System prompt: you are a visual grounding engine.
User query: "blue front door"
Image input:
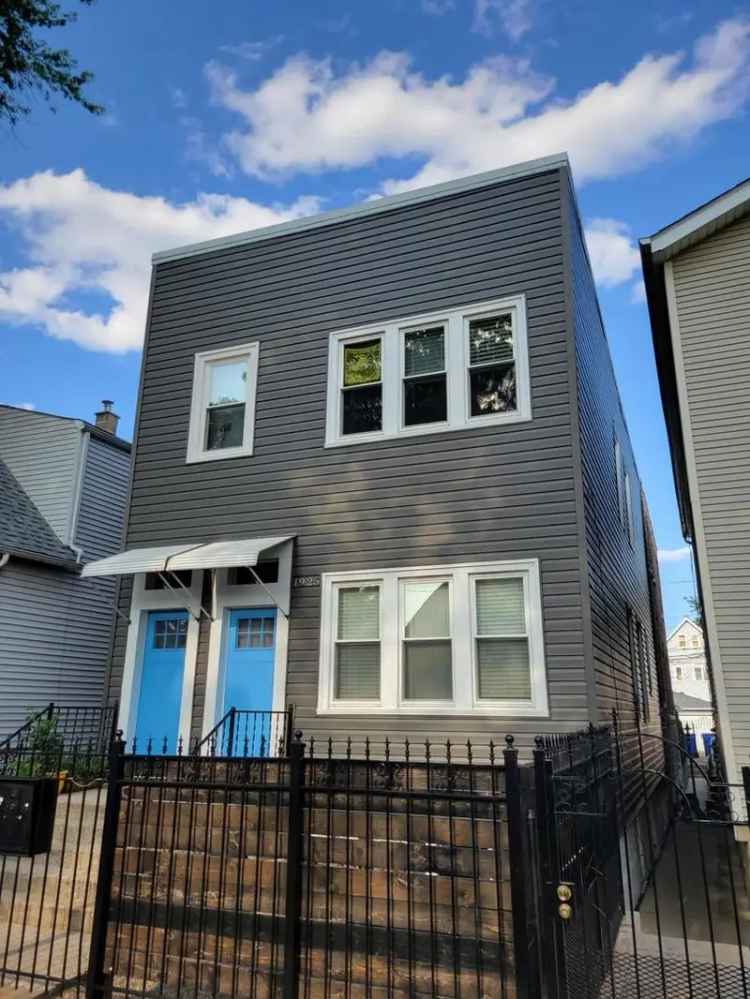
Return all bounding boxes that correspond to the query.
[136,610,188,753]
[223,608,277,715]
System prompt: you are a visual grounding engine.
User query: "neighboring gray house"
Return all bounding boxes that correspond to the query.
[84,154,669,789]
[0,403,131,736]
[641,175,750,798]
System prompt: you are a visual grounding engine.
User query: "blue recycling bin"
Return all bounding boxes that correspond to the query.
[685,732,698,757]
[702,732,715,757]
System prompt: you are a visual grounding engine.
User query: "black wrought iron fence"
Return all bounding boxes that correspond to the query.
[0,703,118,773]
[192,706,294,759]
[0,732,109,996]
[85,733,519,999]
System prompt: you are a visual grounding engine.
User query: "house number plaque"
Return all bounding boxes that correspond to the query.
[293,575,320,588]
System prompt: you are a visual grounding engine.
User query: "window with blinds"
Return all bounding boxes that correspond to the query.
[325,296,531,447]
[318,559,548,716]
[467,313,517,417]
[403,326,448,427]
[474,577,531,700]
[334,585,381,700]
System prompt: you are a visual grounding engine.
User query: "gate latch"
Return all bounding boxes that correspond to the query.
[556,883,573,920]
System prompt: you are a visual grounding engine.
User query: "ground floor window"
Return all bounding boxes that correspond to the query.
[317,559,548,717]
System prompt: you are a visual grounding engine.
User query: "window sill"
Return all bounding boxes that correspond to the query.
[316,703,550,719]
[186,445,254,464]
[324,409,532,449]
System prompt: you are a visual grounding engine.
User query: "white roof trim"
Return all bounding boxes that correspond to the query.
[82,536,294,577]
[645,176,750,262]
[666,616,702,641]
[152,153,569,265]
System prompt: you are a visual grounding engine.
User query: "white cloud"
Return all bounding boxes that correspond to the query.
[473,0,533,40]
[206,17,750,194]
[220,36,285,61]
[584,219,641,287]
[658,546,691,563]
[16,402,35,410]
[0,170,320,353]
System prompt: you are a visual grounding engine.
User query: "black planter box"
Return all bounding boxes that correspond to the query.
[0,777,58,856]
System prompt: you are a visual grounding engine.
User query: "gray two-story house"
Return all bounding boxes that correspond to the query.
[84,154,668,780]
[0,402,130,736]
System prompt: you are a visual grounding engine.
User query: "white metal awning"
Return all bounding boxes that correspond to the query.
[81,543,201,577]
[168,536,292,571]
[81,536,294,578]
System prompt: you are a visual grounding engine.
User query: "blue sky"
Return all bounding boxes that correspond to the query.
[1,1,748,629]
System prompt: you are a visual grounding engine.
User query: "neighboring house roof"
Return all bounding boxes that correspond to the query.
[667,617,703,643]
[0,404,131,454]
[673,691,713,713]
[153,152,570,265]
[647,176,750,263]
[639,176,750,540]
[0,458,80,569]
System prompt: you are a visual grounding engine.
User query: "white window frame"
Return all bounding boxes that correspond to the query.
[624,470,635,545]
[399,576,454,708]
[317,558,548,717]
[614,438,625,526]
[324,296,531,447]
[186,342,259,463]
[469,571,544,710]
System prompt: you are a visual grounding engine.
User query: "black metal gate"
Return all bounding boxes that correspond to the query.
[533,713,750,999]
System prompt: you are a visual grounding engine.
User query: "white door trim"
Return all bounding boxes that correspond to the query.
[119,571,204,750]
[202,568,290,740]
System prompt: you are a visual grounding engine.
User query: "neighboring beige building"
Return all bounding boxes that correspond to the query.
[642,177,750,795]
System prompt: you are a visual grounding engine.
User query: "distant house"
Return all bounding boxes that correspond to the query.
[641,176,750,791]
[667,617,713,749]
[0,402,130,736]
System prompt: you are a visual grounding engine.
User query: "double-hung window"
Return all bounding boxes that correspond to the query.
[334,584,382,702]
[467,313,517,418]
[403,326,448,427]
[473,577,531,700]
[187,342,259,462]
[401,579,452,700]
[341,337,383,436]
[325,297,530,446]
[318,559,547,716]
[624,471,635,545]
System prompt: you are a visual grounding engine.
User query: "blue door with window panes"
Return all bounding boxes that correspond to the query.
[223,608,276,722]
[135,610,188,753]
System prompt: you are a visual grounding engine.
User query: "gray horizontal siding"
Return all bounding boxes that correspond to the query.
[567,178,663,778]
[111,168,590,748]
[0,408,81,543]
[671,213,750,778]
[0,430,130,737]
[0,560,110,736]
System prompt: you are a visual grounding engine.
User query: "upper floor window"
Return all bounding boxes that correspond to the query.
[678,635,687,649]
[325,297,531,447]
[624,471,635,545]
[318,558,547,717]
[614,438,625,527]
[187,343,259,463]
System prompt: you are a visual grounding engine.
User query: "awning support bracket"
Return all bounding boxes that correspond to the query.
[113,605,131,626]
[247,566,289,619]
[157,571,214,623]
